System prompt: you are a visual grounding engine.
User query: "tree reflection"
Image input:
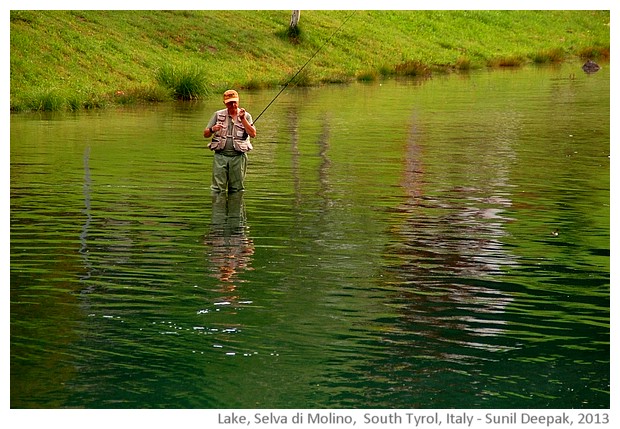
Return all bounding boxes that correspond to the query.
[384,112,519,350]
[79,145,93,285]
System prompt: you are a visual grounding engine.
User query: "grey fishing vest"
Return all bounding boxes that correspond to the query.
[208,109,253,153]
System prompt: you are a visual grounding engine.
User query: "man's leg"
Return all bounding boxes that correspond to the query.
[227,154,247,193]
[211,153,229,192]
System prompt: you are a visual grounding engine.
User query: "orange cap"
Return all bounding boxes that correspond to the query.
[223,89,239,103]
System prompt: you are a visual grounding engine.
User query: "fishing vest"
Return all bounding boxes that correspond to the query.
[208,109,253,153]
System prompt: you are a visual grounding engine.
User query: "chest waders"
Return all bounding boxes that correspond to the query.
[209,109,252,193]
[211,152,247,193]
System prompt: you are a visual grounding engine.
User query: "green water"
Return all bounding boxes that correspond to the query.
[10,63,609,408]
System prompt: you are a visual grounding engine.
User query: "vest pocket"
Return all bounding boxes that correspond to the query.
[233,140,253,153]
[208,139,225,150]
[234,123,246,138]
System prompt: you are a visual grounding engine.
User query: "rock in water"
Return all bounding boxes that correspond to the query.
[582,60,601,73]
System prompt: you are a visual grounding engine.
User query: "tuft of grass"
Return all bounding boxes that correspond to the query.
[245,78,270,90]
[290,70,313,87]
[112,85,173,104]
[356,70,379,82]
[532,48,565,64]
[487,55,526,68]
[455,56,473,70]
[394,60,431,77]
[11,87,111,112]
[155,63,209,100]
[578,45,610,60]
[320,73,353,84]
[377,64,395,76]
[30,89,66,112]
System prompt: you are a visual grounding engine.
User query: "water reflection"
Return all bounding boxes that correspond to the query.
[204,192,254,291]
[289,106,302,204]
[79,145,93,283]
[316,114,332,202]
[385,111,519,353]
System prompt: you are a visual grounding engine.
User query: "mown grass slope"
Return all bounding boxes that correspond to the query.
[10,10,610,111]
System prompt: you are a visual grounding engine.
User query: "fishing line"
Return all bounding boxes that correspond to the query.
[252,10,357,124]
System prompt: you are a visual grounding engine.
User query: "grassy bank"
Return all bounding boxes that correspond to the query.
[10,10,610,112]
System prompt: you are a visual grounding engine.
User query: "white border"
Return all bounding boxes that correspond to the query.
[4,2,615,427]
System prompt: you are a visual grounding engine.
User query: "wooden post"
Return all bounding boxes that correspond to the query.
[290,10,300,29]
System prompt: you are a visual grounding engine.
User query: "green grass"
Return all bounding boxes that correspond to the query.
[531,48,566,64]
[10,10,610,112]
[155,63,208,100]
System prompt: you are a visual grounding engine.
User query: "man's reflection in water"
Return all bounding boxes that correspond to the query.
[204,192,254,294]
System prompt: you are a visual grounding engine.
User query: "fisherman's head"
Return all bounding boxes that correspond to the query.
[223,89,239,110]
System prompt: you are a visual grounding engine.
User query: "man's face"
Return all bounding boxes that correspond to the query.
[225,101,238,111]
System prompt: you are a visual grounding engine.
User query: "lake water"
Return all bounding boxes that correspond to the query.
[10,63,609,409]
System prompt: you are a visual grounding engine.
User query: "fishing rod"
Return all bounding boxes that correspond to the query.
[252,10,357,124]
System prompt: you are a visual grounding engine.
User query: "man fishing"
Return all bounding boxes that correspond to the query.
[204,89,257,193]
